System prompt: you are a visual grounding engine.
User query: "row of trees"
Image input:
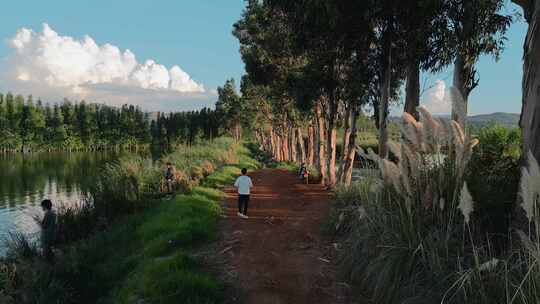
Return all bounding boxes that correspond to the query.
[151,108,221,147]
[0,92,222,152]
[230,0,516,187]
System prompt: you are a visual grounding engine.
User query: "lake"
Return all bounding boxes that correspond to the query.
[0,151,132,255]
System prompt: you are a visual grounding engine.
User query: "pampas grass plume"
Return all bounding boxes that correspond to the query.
[459,182,474,224]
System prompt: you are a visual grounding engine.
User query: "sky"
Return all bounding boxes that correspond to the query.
[0,0,246,112]
[0,1,529,114]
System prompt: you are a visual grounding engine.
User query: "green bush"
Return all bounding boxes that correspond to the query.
[467,124,521,240]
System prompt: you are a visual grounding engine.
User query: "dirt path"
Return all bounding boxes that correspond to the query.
[218,169,352,304]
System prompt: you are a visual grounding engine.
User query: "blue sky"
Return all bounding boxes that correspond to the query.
[0,1,528,114]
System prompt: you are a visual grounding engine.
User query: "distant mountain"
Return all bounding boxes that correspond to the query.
[468,112,520,128]
[389,112,520,128]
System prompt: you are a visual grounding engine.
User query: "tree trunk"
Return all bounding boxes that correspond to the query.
[262,130,269,151]
[290,127,297,162]
[307,123,315,166]
[283,129,288,161]
[337,106,352,182]
[452,53,470,122]
[515,0,540,161]
[379,26,392,159]
[274,133,281,161]
[328,127,337,186]
[404,59,420,120]
[315,102,327,184]
[326,100,338,187]
[270,127,276,159]
[342,108,359,185]
[280,134,287,161]
[297,128,306,163]
[341,105,352,161]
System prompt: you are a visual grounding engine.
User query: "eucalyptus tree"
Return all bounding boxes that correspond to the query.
[234,0,311,164]
[399,0,448,119]
[512,0,540,161]
[353,0,411,159]
[444,0,511,117]
[267,0,382,186]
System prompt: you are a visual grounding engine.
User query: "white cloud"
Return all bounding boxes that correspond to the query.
[421,80,450,115]
[1,23,211,111]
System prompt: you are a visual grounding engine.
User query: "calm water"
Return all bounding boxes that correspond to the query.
[0,151,131,254]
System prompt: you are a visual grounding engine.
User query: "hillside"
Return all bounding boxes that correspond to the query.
[389,112,520,128]
[469,112,520,128]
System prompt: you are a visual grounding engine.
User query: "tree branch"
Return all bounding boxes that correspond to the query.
[512,0,532,21]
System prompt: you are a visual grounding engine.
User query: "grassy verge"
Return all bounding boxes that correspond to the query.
[111,143,259,303]
[0,140,260,304]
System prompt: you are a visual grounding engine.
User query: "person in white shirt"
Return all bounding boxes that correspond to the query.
[234,168,253,219]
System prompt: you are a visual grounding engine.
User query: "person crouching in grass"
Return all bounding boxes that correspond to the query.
[234,168,253,219]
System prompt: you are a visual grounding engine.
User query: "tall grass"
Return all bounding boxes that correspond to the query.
[338,88,519,303]
[91,137,238,218]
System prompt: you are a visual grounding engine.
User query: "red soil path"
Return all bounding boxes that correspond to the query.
[219,169,352,304]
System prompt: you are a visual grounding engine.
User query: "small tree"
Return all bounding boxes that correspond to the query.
[215,79,244,141]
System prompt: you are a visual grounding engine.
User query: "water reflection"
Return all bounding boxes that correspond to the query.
[0,151,130,254]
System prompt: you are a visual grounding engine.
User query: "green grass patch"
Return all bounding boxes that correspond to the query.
[112,193,225,303]
[109,151,258,303]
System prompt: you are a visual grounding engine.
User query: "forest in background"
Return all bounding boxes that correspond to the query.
[0,92,221,152]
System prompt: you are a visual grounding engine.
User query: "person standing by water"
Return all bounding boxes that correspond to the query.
[40,199,57,262]
[234,168,253,219]
[165,162,175,193]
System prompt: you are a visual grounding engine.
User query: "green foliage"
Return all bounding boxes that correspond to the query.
[467,124,521,238]
[153,107,221,147]
[0,95,153,151]
[0,93,225,152]
[215,79,247,140]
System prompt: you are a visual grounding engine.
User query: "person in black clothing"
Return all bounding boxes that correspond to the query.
[40,199,57,262]
[165,162,175,193]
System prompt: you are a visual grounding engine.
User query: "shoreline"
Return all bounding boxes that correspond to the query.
[0,139,261,303]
